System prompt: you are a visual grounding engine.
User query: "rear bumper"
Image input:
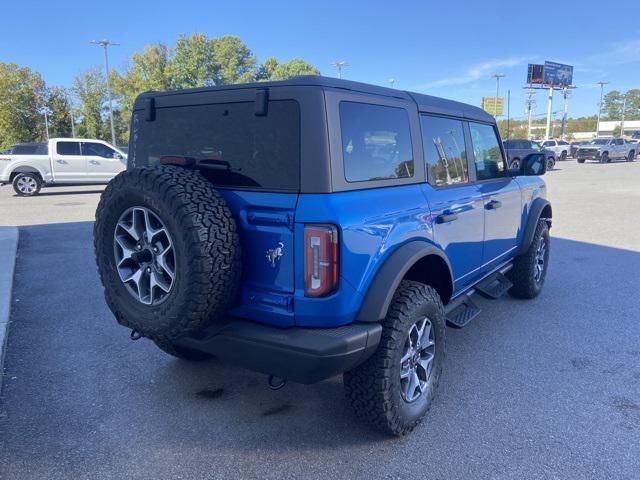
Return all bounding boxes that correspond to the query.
[175,319,382,384]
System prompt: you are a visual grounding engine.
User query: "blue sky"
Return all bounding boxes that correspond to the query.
[2,0,639,120]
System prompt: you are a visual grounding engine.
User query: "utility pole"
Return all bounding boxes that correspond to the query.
[388,78,396,88]
[596,81,609,138]
[506,89,511,139]
[544,86,554,140]
[620,93,627,138]
[91,39,119,145]
[560,87,569,140]
[492,74,505,117]
[526,86,535,139]
[330,61,349,79]
[66,91,75,137]
[43,109,50,141]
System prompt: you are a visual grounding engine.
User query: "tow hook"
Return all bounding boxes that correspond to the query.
[130,329,142,341]
[268,375,286,390]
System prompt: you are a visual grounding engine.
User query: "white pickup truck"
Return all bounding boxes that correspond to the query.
[540,139,571,160]
[0,138,126,196]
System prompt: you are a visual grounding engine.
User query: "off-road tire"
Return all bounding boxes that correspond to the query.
[343,280,446,436]
[153,339,214,361]
[94,165,241,342]
[508,219,550,299]
[12,172,42,196]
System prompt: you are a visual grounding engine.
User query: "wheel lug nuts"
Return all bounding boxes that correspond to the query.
[146,267,151,273]
[153,247,158,253]
[136,244,142,250]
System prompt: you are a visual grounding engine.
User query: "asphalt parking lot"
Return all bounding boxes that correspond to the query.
[1,160,639,479]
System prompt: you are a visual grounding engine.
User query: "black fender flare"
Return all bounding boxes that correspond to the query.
[517,198,552,255]
[356,241,453,322]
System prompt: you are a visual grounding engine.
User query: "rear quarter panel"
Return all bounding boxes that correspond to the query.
[0,155,52,182]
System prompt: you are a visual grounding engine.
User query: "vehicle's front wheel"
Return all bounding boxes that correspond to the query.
[12,172,42,196]
[508,219,550,299]
[577,158,586,164]
[600,152,609,163]
[547,157,555,171]
[560,151,567,161]
[627,151,635,162]
[344,280,446,436]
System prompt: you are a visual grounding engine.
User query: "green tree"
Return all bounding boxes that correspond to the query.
[0,62,46,148]
[168,33,218,88]
[211,35,256,84]
[270,58,320,80]
[256,56,279,81]
[46,86,73,138]
[603,90,623,119]
[624,89,640,119]
[73,68,106,139]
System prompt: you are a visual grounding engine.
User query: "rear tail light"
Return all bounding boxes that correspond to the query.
[304,224,338,297]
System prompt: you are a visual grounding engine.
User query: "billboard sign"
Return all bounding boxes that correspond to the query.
[482,96,504,116]
[527,64,545,85]
[543,61,573,87]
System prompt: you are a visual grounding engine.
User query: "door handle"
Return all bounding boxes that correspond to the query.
[485,199,502,210]
[56,159,67,164]
[436,212,458,224]
[89,160,100,165]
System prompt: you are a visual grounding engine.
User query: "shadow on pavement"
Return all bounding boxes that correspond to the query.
[1,220,639,478]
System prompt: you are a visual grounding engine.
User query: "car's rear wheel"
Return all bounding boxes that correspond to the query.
[94,165,241,343]
[508,219,550,299]
[560,151,567,161]
[344,280,446,436]
[600,152,609,163]
[577,158,586,164]
[509,158,521,170]
[627,151,635,162]
[12,172,42,196]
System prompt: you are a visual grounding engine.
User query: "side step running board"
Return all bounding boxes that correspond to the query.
[445,292,481,328]
[475,271,513,299]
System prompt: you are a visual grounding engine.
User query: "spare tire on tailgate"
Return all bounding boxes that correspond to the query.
[94,165,241,342]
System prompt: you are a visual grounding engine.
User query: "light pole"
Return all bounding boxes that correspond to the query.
[91,39,119,145]
[596,81,609,138]
[492,73,505,117]
[388,78,396,88]
[330,61,349,79]
[620,92,627,138]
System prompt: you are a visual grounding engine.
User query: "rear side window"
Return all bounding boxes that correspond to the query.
[132,100,300,191]
[56,142,81,156]
[469,122,506,180]
[339,102,413,182]
[420,115,468,187]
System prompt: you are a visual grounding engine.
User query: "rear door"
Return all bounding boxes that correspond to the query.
[420,114,485,292]
[82,141,125,182]
[468,121,522,271]
[52,141,86,181]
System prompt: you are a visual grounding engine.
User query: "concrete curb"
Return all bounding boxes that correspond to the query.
[0,226,19,390]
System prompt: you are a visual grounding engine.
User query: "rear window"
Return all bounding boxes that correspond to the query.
[12,144,48,155]
[131,100,300,191]
[339,102,413,183]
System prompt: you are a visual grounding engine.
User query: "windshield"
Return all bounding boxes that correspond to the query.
[531,141,542,151]
[590,139,609,145]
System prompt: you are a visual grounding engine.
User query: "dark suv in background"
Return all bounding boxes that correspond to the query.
[503,139,555,171]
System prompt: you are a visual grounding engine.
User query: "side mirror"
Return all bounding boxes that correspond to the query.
[113,152,123,160]
[521,153,546,176]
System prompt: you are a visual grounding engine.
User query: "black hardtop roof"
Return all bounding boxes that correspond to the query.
[135,75,494,123]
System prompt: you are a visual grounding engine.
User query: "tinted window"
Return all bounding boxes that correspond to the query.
[82,142,117,158]
[469,122,506,180]
[420,115,468,187]
[340,102,413,182]
[542,141,554,147]
[613,138,623,145]
[558,140,569,145]
[56,141,81,156]
[132,100,300,191]
[12,145,39,155]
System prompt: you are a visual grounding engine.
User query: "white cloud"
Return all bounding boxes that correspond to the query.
[585,39,640,66]
[414,56,535,90]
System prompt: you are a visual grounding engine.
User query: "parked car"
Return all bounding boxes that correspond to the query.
[0,138,127,195]
[569,141,589,158]
[541,139,571,160]
[93,76,551,436]
[503,139,555,171]
[576,138,636,163]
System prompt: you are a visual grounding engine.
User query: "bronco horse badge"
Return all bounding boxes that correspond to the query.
[266,242,284,267]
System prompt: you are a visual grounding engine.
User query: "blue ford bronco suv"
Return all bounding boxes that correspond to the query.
[94,76,551,436]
